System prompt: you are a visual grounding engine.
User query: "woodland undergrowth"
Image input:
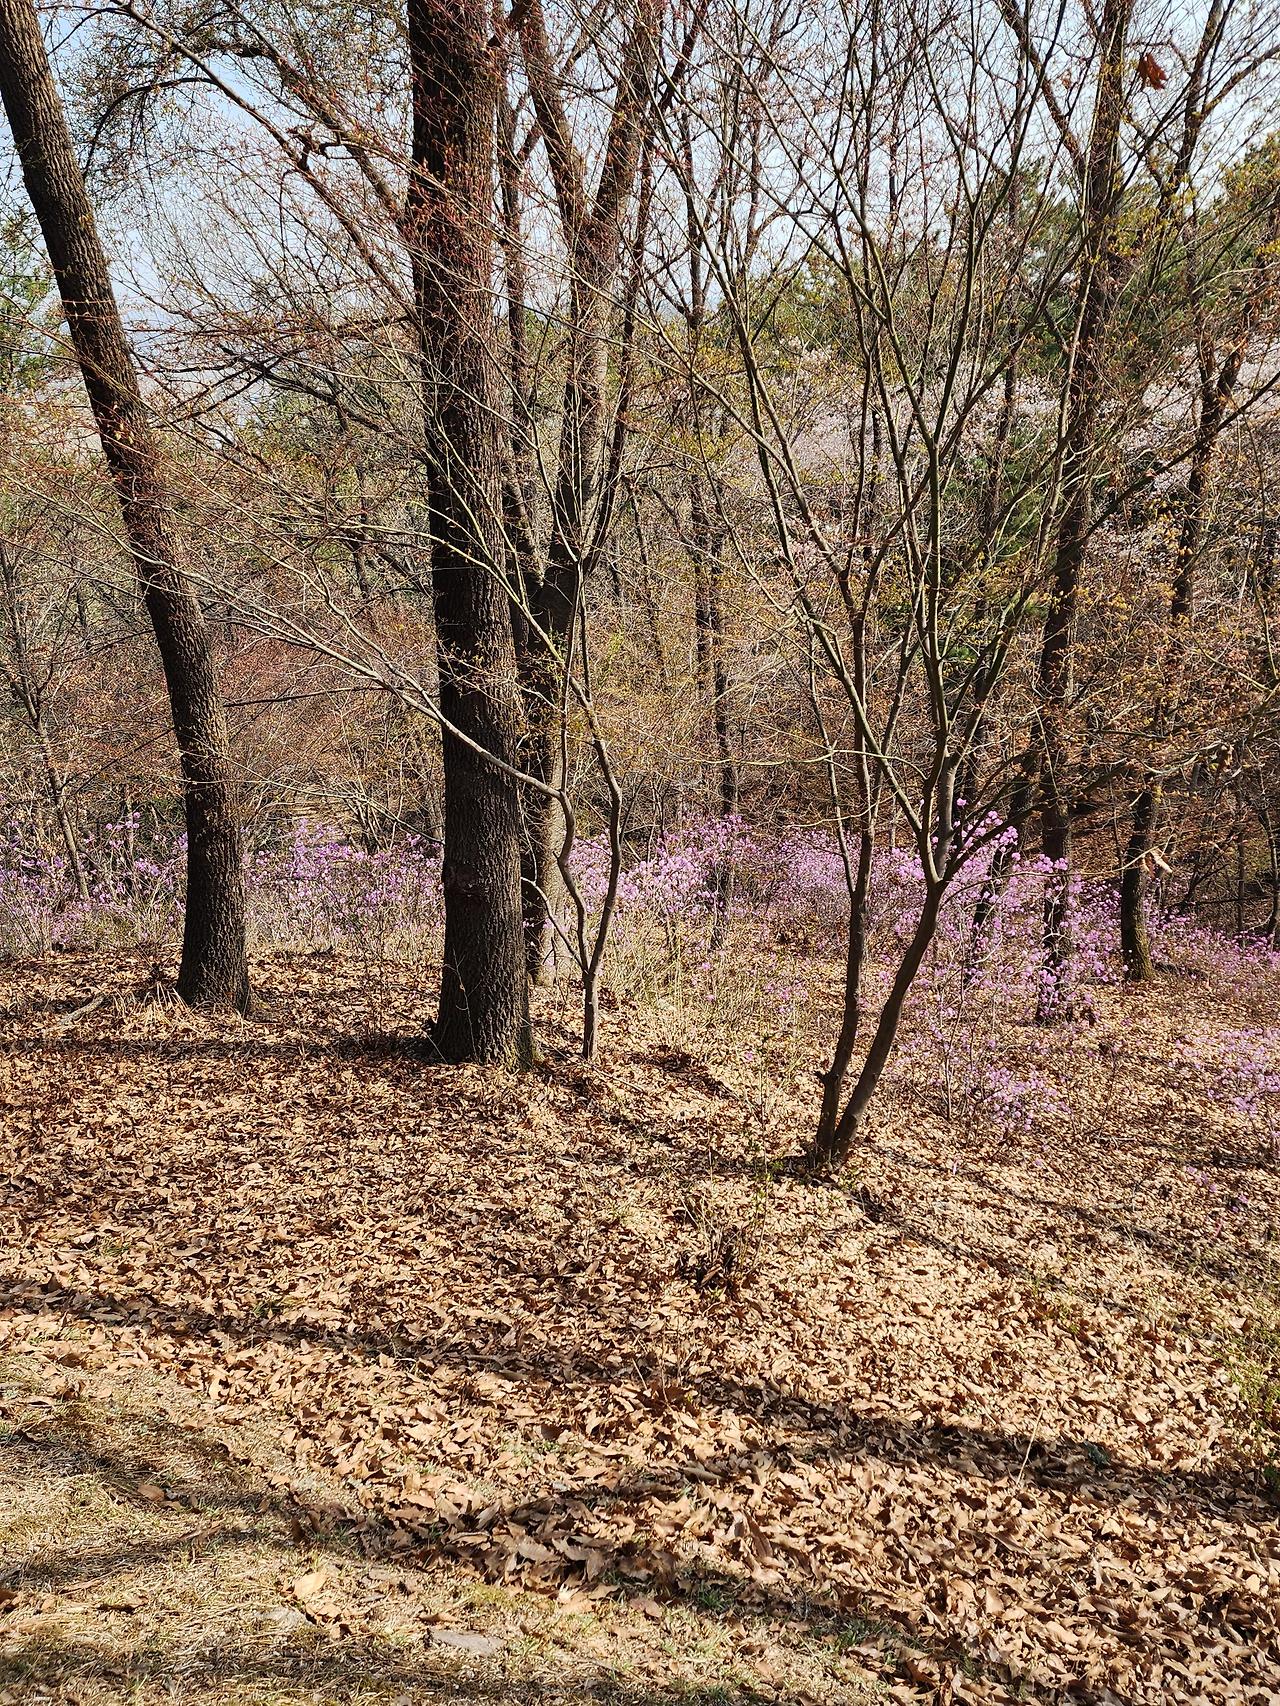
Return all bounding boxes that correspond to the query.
[0,858,1278,1705]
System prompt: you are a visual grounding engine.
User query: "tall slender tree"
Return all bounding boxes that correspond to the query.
[1121,158,1280,979]
[513,0,662,981]
[405,0,533,1064]
[1034,0,1133,1020]
[0,0,250,1011]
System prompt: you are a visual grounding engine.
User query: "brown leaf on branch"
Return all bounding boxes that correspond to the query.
[1137,51,1168,89]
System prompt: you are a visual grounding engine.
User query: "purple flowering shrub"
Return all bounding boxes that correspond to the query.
[1153,910,1280,992]
[0,834,86,954]
[0,814,443,964]
[0,817,183,955]
[885,852,1095,1133]
[246,824,443,959]
[1178,1026,1280,1164]
[2,801,1278,1154]
[732,828,851,933]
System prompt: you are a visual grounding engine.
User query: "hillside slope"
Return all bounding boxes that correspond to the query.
[0,949,1276,1705]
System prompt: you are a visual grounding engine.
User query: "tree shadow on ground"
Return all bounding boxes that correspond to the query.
[16,1025,1268,1302]
[0,1400,908,1703]
[7,1021,1276,1702]
[699,1115,1266,1296]
[863,1141,1266,1293]
[5,1034,340,1066]
[3,1273,1271,1524]
[0,1631,793,1705]
[6,1387,1268,1704]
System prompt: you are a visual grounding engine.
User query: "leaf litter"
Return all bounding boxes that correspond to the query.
[0,945,1277,1704]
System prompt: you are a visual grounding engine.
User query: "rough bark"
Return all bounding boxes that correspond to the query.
[496,73,540,646]
[1035,0,1131,1022]
[405,0,532,1065]
[0,0,249,1012]
[515,0,660,981]
[1120,782,1159,979]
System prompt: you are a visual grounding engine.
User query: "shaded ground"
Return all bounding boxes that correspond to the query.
[0,947,1277,1705]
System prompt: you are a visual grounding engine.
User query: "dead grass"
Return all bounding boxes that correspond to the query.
[0,945,1277,1705]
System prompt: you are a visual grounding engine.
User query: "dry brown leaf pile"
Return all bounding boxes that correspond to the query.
[0,947,1277,1705]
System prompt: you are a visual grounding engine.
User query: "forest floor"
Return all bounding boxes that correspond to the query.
[0,946,1277,1706]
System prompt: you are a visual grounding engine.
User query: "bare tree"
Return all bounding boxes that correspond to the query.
[510,0,665,980]
[1029,0,1133,1020]
[405,0,532,1064]
[0,0,250,1010]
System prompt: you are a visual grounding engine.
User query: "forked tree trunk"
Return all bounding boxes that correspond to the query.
[0,0,250,1012]
[515,0,659,983]
[406,0,532,1065]
[807,883,945,1172]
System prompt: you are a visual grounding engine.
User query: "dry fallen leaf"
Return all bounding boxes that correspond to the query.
[264,1606,308,1633]
[291,1565,331,1602]
[3,948,1278,1705]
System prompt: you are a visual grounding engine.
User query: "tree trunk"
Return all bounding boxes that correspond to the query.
[521,271,611,982]
[689,474,738,939]
[965,769,1033,981]
[406,0,532,1066]
[680,119,738,943]
[0,0,250,1012]
[514,0,659,983]
[1120,782,1159,980]
[1034,0,1131,1023]
[1260,803,1280,947]
[813,825,874,1154]
[1233,781,1247,937]
[807,883,945,1172]
[1118,376,1225,981]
